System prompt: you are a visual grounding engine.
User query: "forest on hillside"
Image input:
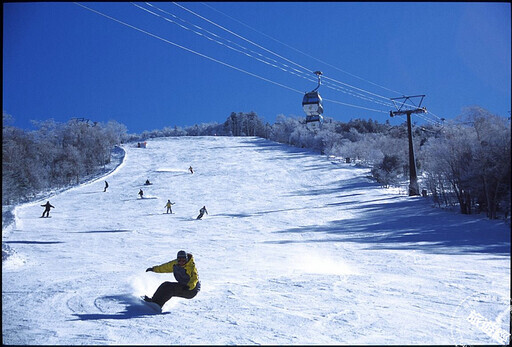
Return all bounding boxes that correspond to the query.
[3,106,510,220]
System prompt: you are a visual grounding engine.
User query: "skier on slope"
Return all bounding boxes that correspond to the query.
[138,189,144,199]
[189,166,194,174]
[165,200,175,214]
[196,206,208,220]
[144,250,201,309]
[41,201,54,218]
[104,181,109,192]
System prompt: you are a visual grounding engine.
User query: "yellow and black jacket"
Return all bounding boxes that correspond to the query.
[152,254,200,291]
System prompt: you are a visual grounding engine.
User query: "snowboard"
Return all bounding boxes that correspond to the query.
[140,296,162,313]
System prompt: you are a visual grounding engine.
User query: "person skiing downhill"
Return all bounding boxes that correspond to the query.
[138,189,144,199]
[189,166,194,174]
[104,181,108,192]
[144,250,201,309]
[41,201,54,218]
[165,200,175,214]
[196,206,208,220]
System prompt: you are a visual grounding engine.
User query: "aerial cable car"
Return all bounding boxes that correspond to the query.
[302,70,324,124]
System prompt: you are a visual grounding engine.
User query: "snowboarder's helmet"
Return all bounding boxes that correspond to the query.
[177,250,187,259]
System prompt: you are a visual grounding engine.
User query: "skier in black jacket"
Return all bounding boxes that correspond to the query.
[196,206,208,219]
[41,201,54,218]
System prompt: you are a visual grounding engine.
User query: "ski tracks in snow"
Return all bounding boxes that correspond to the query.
[3,137,509,345]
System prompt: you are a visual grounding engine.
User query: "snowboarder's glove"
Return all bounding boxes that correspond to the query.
[146,267,153,272]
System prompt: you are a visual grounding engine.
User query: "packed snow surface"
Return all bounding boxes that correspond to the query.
[2,137,510,345]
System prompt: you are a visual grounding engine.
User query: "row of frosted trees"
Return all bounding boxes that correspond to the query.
[3,107,510,219]
[2,114,127,205]
[262,108,510,219]
[109,107,512,219]
[124,111,268,141]
[419,108,510,219]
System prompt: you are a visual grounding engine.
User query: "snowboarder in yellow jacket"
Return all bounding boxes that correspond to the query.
[144,250,201,308]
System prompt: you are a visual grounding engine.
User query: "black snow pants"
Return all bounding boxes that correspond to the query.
[151,282,200,307]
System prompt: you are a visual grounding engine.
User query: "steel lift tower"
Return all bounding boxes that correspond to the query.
[390,95,427,196]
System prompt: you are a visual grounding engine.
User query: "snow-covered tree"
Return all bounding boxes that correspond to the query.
[421,107,510,218]
[2,115,127,205]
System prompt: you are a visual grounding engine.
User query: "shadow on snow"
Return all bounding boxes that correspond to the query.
[71,294,169,321]
[215,206,306,219]
[74,230,131,234]
[272,198,511,256]
[4,240,64,245]
[215,138,510,256]
[243,137,321,155]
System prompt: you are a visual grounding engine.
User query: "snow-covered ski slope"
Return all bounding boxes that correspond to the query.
[3,136,510,345]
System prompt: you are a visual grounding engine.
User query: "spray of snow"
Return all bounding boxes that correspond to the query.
[289,248,358,276]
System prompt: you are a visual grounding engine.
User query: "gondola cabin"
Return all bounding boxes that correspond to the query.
[302,91,324,123]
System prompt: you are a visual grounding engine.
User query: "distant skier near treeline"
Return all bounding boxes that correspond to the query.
[144,250,201,309]
[138,189,144,199]
[104,181,108,192]
[196,206,208,220]
[41,201,54,218]
[165,200,175,214]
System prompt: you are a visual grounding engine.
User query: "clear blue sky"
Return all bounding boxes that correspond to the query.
[3,2,510,134]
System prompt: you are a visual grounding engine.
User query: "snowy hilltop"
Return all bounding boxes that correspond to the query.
[2,136,510,345]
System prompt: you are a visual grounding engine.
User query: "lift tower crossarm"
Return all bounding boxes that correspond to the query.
[390,107,427,117]
[390,94,426,115]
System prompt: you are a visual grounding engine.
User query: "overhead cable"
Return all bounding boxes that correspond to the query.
[171,2,422,112]
[199,2,404,96]
[75,2,434,120]
[144,2,313,81]
[323,98,388,114]
[138,3,396,109]
[74,3,304,94]
[197,2,446,118]
[137,2,399,111]
[133,3,317,84]
[171,2,315,77]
